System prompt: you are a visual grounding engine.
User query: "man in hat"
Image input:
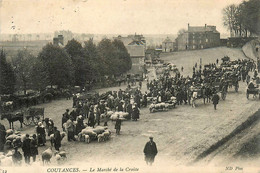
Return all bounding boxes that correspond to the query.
[22,134,31,164]
[115,115,122,135]
[53,127,62,151]
[62,114,68,132]
[212,92,220,110]
[143,136,158,166]
[30,134,38,162]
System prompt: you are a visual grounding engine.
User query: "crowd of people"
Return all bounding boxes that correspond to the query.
[0,56,257,166]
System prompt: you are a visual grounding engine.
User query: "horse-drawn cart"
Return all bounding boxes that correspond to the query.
[0,107,44,129]
[23,107,45,126]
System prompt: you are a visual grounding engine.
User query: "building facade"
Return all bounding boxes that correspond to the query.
[162,37,175,52]
[114,34,146,74]
[176,24,220,51]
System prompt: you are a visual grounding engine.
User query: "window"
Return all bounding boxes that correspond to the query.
[200,40,202,44]
[206,38,208,43]
[193,39,195,44]
[193,45,196,49]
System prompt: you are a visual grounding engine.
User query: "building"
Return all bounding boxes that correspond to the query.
[53,35,64,46]
[114,34,146,74]
[162,37,175,52]
[176,24,220,51]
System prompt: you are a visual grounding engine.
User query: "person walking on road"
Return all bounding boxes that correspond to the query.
[212,92,220,110]
[115,115,122,135]
[143,136,158,166]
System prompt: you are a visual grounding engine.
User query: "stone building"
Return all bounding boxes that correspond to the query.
[114,34,146,74]
[176,24,220,51]
[162,37,175,52]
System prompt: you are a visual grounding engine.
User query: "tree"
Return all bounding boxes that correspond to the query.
[30,58,48,91]
[241,0,260,36]
[222,4,237,37]
[12,50,35,95]
[65,39,91,87]
[112,39,132,75]
[97,38,117,76]
[0,49,16,95]
[177,28,187,36]
[38,43,74,88]
[83,38,100,83]
[222,0,260,37]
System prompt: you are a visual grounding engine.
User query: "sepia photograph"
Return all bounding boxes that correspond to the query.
[0,0,260,172]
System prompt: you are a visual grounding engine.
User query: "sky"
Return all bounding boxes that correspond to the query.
[0,0,243,36]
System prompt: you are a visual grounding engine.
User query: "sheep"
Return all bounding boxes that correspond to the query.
[41,147,53,165]
[54,150,67,164]
[6,129,14,137]
[103,130,111,141]
[97,133,105,143]
[84,135,90,144]
[77,132,84,142]
[58,151,67,159]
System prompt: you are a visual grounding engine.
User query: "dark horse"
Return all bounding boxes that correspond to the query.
[1,112,23,129]
[202,86,213,104]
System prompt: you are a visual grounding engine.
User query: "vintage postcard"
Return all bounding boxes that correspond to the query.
[0,0,260,173]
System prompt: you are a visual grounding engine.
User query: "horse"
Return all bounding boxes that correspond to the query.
[203,86,212,104]
[1,112,23,129]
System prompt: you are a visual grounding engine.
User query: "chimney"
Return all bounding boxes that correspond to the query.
[188,23,190,28]
[205,24,207,28]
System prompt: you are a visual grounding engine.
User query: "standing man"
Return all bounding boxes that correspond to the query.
[132,103,140,121]
[30,134,38,162]
[66,117,76,141]
[0,122,6,152]
[115,115,122,135]
[22,134,31,164]
[143,136,158,166]
[53,127,62,151]
[212,92,220,110]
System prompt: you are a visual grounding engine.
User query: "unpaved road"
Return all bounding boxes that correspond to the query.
[2,47,260,172]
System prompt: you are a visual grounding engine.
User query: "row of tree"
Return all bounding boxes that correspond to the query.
[222,0,260,37]
[0,38,132,95]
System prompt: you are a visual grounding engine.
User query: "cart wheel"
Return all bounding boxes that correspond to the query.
[23,116,32,126]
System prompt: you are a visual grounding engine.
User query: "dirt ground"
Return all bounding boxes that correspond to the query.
[2,47,260,172]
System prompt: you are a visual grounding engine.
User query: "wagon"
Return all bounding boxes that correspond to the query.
[23,107,45,126]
